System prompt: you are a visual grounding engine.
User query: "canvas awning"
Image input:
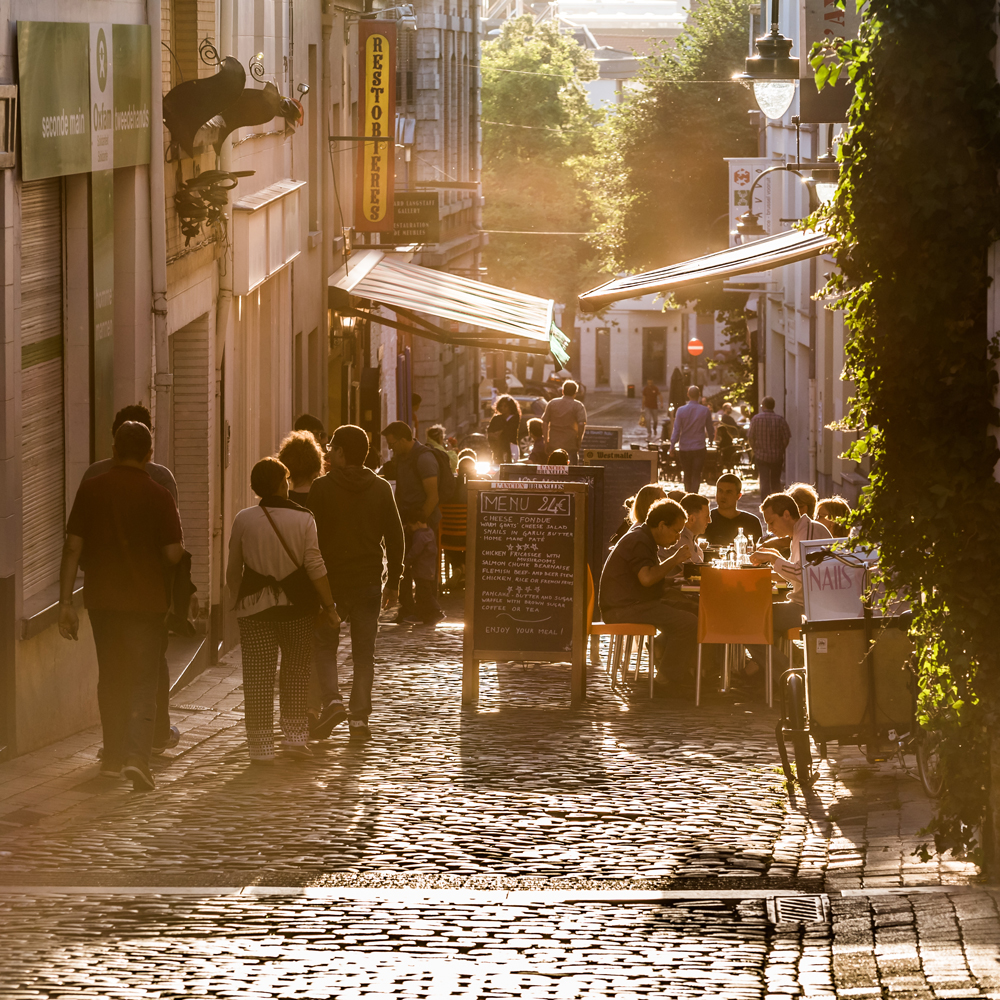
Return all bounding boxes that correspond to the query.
[329,250,570,365]
[578,228,836,311]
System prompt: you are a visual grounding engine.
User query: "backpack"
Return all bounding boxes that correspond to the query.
[414,442,458,504]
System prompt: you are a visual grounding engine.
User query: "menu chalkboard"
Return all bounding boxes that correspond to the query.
[581,425,623,450]
[463,481,588,705]
[499,464,605,587]
[582,449,659,560]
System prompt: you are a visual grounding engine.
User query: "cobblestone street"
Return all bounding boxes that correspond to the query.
[1,600,997,997]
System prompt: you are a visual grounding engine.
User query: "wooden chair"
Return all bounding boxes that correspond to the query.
[586,568,657,697]
[696,567,774,707]
[438,502,468,588]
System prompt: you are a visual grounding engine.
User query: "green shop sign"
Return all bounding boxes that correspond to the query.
[17,21,151,181]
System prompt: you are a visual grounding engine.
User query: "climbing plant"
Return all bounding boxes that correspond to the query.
[812,1,1000,869]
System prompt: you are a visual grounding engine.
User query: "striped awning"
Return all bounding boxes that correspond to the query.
[330,250,570,365]
[579,228,837,310]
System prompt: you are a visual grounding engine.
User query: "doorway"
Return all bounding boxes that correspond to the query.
[642,327,667,384]
[595,327,610,386]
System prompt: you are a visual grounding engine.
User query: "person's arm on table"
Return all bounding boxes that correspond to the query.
[637,546,689,587]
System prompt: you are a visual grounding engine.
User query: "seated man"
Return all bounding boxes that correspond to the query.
[676,493,710,564]
[746,492,832,673]
[705,474,763,548]
[599,499,698,684]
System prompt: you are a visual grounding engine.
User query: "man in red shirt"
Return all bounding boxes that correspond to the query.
[59,422,183,791]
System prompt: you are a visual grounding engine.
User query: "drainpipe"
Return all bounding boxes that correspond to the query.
[148,0,171,462]
[808,254,818,486]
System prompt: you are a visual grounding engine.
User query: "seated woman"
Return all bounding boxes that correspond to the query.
[816,495,851,536]
[608,483,668,549]
[547,449,570,466]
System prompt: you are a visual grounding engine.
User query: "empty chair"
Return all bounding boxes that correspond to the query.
[696,567,774,707]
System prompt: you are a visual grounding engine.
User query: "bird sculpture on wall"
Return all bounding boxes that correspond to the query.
[162,56,247,158]
[208,82,304,152]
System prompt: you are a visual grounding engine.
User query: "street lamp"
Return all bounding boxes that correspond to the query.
[734,0,800,121]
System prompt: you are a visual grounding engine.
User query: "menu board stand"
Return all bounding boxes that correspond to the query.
[463,481,589,706]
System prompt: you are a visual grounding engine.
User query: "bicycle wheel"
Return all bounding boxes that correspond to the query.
[785,673,813,787]
[916,730,944,798]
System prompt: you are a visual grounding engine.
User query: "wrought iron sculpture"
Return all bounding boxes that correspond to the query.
[162,56,246,158]
[174,169,255,245]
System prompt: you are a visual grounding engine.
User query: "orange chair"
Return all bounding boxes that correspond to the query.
[696,567,774,707]
[586,568,657,696]
[438,502,468,588]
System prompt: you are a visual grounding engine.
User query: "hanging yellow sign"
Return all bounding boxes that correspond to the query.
[355,20,396,232]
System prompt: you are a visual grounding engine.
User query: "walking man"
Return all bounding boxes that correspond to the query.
[747,396,791,498]
[81,404,181,755]
[381,421,444,624]
[59,421,183,790]
[669,385,714,493]
[541,380,587,463]
[641,379,662,441]
[307,425,404,743]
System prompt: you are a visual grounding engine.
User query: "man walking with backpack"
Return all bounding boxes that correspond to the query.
[307,425,404,743]
[382,421,450,624]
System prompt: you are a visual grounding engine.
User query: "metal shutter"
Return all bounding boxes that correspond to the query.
[20,178,65,600]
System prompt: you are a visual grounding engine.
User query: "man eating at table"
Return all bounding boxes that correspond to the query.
[705,474,763,548]
[745,492,832,674]
[599,499,698,688]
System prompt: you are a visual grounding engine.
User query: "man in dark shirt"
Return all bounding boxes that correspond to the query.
[81,404,180,755]
[382,420,443,624]
[307,424,404,743]
[599,498,698,684]
[705,474,763,548]
[59,422,183,791]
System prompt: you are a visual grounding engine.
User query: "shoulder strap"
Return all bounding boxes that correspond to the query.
[261,505,303,570]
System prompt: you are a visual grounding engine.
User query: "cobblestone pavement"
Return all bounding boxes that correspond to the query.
[0,597,995,996]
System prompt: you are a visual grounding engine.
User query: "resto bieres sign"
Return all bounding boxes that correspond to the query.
[355,20,396,232]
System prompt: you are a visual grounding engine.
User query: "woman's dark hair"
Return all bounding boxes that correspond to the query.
[628,484,667,525]
[496,394,521,420]
[332,424,370,466]
[547,449,570,466]
[278,431,324,482]
[645,499,686,530]
[817,496,851,523]
[251,457,289,498]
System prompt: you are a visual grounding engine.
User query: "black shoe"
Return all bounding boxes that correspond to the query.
[151,725,180,754]
[122,759,155,792]
[309,701,348,740]
[349,720,372,743]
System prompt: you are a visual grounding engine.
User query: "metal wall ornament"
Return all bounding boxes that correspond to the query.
[174,169,255,244]
[163,56,246,157]
[248,52,265,82]
[199,38,222,67]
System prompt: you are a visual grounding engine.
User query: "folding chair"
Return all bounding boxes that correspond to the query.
[586,568,657,696]
[696,567,774,707]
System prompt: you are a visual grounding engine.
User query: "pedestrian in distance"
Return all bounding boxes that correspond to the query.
[59,421,184,791]
[541,380,587,463]
[294,413,329,450]
[226,457,341,764]
[525,418,548,463]
[487,395,522,465]
[306,425,404,744]
[381,421,447,625]
[669,385,714,494]
[747,397,791,498]
[279,430,325,505]
[641,379,663,441]
[80,404,182,756]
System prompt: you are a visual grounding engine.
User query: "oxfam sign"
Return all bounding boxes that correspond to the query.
[17,21,151,181]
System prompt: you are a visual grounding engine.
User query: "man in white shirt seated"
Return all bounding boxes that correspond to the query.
[746,492,832,673]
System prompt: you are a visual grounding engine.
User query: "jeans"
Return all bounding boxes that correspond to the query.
[154,626,171,746]
[400,526,441,621]
[89,610,165,766]
[603,598,698,677]
[316,583,382,721]
[677,449,707,494]
[757,459,784,499]
[642,408,658,435]
[747,600,805,675]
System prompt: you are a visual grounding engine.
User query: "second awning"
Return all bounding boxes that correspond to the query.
[578,228,836,311]
[329,250,570,364]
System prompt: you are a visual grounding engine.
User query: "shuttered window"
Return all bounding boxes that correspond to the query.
[20,179,65,600]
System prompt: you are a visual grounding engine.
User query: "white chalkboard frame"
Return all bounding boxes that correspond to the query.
[462,481,589,707]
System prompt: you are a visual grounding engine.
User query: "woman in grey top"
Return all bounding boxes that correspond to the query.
[227,457,340,763]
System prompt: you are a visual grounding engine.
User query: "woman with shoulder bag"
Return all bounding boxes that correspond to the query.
[226,457,341,764]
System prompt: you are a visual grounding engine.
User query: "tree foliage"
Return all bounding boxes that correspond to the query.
[481,18,602,317]
[813,0,1000,868]
[593,0,757,274]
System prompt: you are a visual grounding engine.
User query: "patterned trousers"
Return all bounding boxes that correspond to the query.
[237,613,314,759]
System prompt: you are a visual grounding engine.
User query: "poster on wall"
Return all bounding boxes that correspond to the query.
[355,19,396,233]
